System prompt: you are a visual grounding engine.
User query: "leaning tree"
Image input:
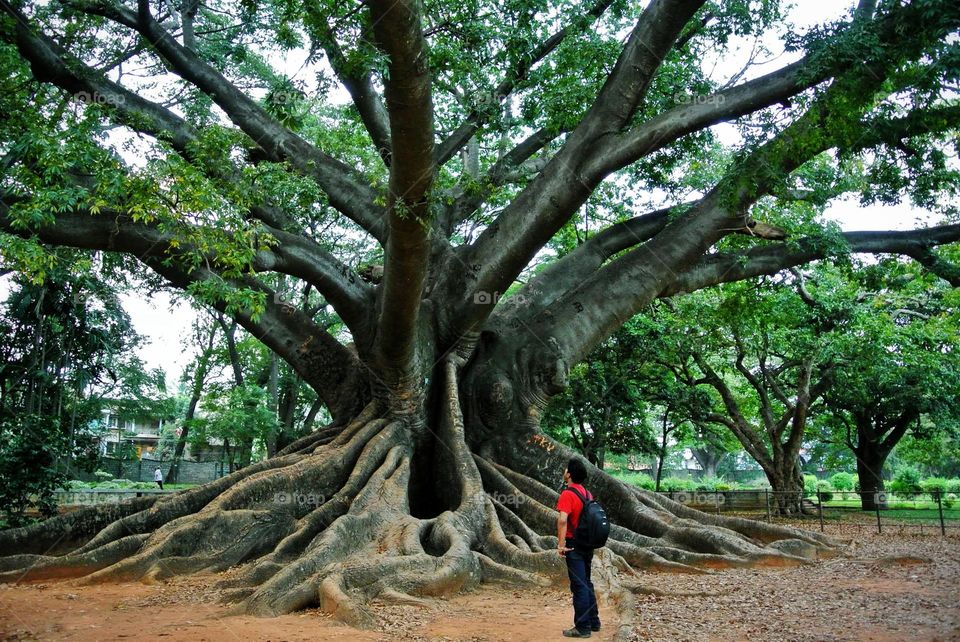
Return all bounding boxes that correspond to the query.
[2,0,960,631]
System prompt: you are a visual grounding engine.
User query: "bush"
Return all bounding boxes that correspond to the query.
[829,472,856,491]
[803,474,818,497]
[93,470,114,481]
[660,477,697,492]
[946,479,960,495]
[815,480,834,502]
[889,466,923,495]
[618,472,656,490]
[944,493,957,509]
[921,477,950,497]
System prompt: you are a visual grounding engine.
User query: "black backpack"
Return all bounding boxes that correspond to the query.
[567,487,610,549]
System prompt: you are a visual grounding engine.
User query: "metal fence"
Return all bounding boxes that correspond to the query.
[656,489,960,536]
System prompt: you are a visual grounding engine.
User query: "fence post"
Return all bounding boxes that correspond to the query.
[765,489,771,522]
[936,491,946,536]
[875,492,882,534]
[817,490,824,532]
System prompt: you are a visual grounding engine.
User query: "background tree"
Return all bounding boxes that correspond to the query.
[685,422,741,480]
[815,261,960,509]
[647,283,833,513]
[1,0,959,625]
[0,265,145,525]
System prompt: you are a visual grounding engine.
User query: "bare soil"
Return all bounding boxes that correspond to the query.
[1,533,958,642]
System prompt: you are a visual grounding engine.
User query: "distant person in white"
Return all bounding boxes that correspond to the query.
[154,467,164,490]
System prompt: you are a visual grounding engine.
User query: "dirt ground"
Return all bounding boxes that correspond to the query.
[1,533,958,642]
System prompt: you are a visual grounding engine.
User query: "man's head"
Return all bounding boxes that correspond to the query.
[565,457,587,484]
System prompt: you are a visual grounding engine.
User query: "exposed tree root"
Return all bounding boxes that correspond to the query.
[0,363,842,639]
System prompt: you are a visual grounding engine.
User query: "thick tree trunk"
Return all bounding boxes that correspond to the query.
[766,465,806,515]
[854,447,889,512]
[691,447,723,479]
[166,396,198,485]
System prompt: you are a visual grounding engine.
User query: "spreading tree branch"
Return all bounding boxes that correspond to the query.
[0,202,368,421]
[663,225,960,296]
[434,0,619,166]
[445,0,706,342]
[55,0,388,240]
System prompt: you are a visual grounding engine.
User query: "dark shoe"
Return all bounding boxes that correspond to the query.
[562,628,591,638]
[591,624,601,632]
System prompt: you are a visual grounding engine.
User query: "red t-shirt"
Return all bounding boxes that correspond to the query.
[557,484,591,534]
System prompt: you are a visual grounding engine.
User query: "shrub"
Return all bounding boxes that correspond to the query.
[944,493,957,509]
[618,472,656,491]
[815,480,834,502]
[889,466,923,495]
[829,472,856,491]
[946,479,960,495]
[920,477,950,497]
[803,474,818,497]
[661,477,696,492]
[694,476,732,492]
[93,470,113,481]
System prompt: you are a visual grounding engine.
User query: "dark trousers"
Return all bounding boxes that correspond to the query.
[156,480,163,490]
[565,543,600,632]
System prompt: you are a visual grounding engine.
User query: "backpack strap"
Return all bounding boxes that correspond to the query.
[566,486,592,506]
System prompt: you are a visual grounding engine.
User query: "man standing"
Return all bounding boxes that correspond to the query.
[154,466,164,490]
[556,457,601,638]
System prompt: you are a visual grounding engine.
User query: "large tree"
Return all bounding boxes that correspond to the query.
[2,0,960,628]
[815,261,960,510]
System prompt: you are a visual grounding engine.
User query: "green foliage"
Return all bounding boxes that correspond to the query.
[947,479,960,495]
[191,383,278,467]
[660,477,697,492]
[815,480,834,502]
[0,269,161,525]
[615,472,656,491]
[0,415,68,527]
[890,466,923,494]
[694,476,737,492]
[919,477,950,496]
[829,472,856,491]
[803,474,819,497]
[542,323,660,464]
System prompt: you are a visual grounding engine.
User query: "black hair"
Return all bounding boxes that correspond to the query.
[567,457,587,484]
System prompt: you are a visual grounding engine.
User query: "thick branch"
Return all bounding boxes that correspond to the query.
[585,58,830,178]
[60,0,388,241]
[368,0,435,395]
[439,127,560,237]
[434,0,618,166]
[310,11,392,165]
[662,225,960,296]
[1,11,374,333]
[447,0,704,341]
[0,204,368,421]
